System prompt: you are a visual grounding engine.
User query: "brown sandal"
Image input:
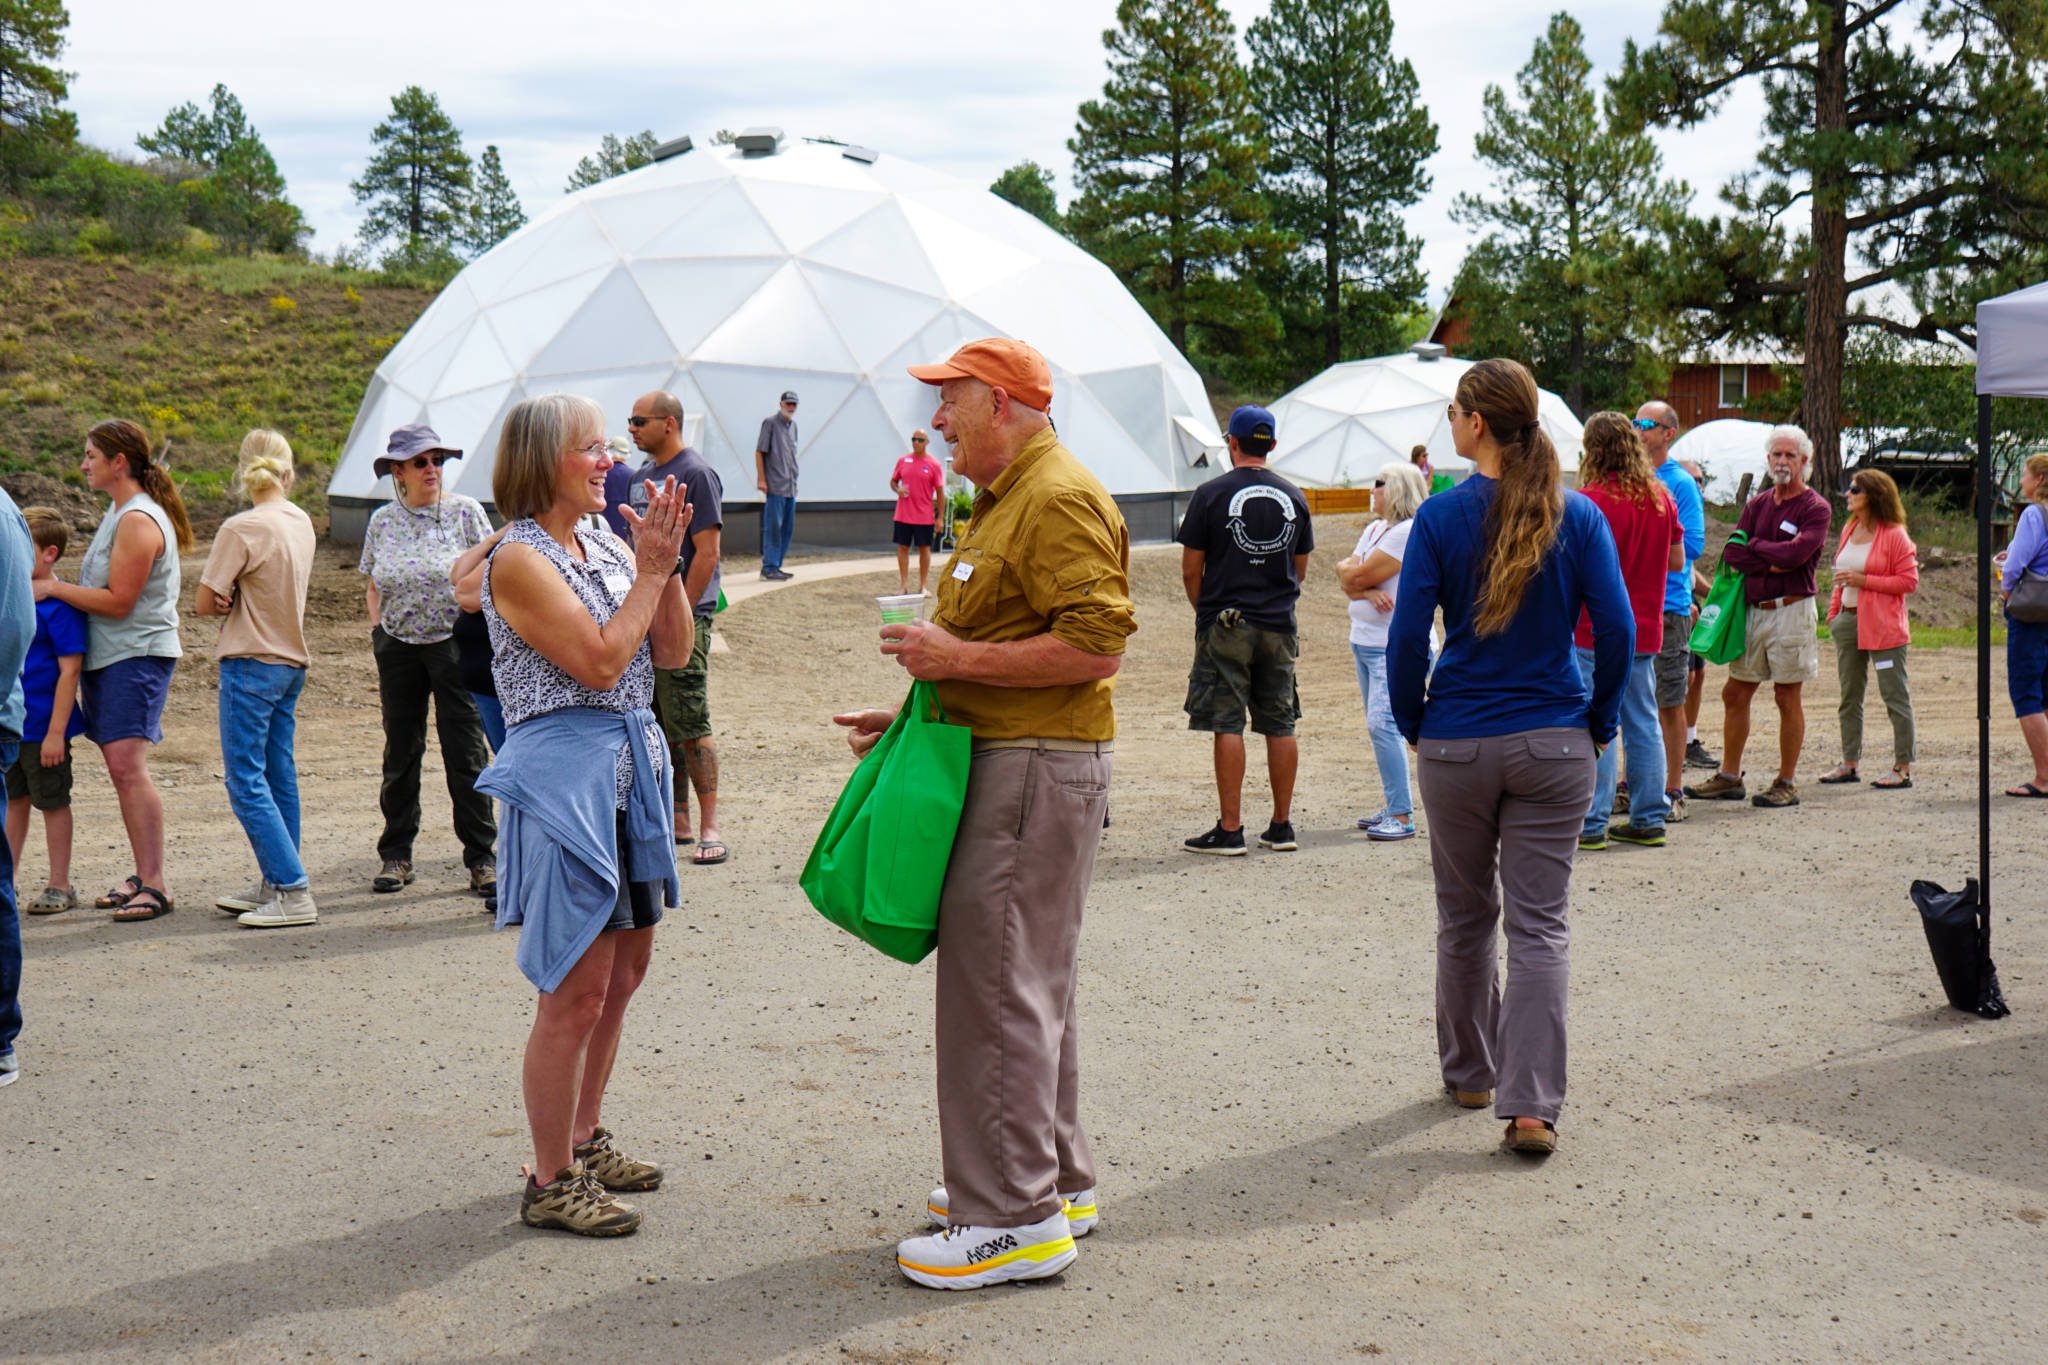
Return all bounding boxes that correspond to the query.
[112,885,174,922]
[94,875,143,909]
[1501,1121,1557,1155]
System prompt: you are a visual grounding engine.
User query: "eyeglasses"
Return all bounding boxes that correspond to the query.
[571,439,609,458]
[400,454,448,470]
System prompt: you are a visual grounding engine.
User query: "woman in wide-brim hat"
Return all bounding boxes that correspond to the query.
[357,422,497,899]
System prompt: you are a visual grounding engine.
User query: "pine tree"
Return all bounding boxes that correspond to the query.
[564,130,658,192]
[465,143,525,254]
[0,0,75,190]
[350,86,472,264]
[1614,0,2048,497]
[1067,0,1287,369]
[990,160,1061,231]
[1451,12,1688,416]
[139,85,305,254]
[137,83,251,166]
[1246,0,1436,374]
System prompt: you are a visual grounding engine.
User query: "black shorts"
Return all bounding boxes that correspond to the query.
[892,520,934,548]
[602,811,666,933]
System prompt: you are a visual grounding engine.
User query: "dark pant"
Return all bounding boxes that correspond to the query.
[935,745,1110,1228]
[371,629,496,868]
[1418,727,1595,1126]
[0,739,19,1056]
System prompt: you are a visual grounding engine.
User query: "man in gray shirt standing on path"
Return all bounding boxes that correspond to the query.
[755,391,799,581]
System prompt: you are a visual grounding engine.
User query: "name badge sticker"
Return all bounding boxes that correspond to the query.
[603,572,632,601]
[952,561,974,582]
[1875,658,1894,670]
[1779,519,1798,534]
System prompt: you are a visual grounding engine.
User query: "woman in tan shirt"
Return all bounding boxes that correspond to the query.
[195,430,318,927]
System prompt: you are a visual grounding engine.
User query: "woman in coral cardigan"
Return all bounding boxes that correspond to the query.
[1819,469,1919,788]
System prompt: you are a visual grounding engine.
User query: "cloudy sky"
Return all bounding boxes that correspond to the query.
[66,0,1767,301]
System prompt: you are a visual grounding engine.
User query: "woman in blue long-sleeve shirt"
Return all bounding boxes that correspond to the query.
[1387,358,1634,1157]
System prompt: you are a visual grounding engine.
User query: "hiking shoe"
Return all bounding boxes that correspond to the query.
[0,1050,16,1088]
[1364,814,1416,841]
[927,1185,1098,1238]
[239,885,317,928]
[1608,822,1667,847]
[470,860,497,897]
[215,879,270,914]
[897,1210,1076,1290]
[1664,790,1688,823]
[521,1161,641,1237]
[1257,820,1298,851]
[1752,778,1800,808]
[1577,830,1608,851]
[1612,781,1630,816]
[372,859,414,893]
[25,885,79,915]
[574,1126,662,1192]
[1684,772,1746,801]
[1685,739,1719,770]
[1502,1122,1558,1156]
[1183,823,1246,856]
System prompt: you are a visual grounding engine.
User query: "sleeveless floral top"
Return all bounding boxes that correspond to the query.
[482,519,662,807]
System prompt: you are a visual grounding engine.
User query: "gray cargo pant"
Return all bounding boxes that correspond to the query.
[1417,726,1595,1126]
[934,741,1111,1228]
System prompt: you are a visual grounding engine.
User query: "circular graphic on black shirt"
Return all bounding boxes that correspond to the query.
[1227,483,1299,559]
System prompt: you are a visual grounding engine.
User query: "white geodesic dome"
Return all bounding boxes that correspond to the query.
[330,136,1222,529]
[1266,350,1583,487]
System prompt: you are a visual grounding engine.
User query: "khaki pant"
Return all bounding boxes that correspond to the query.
[934,745,1110,1228]
[1831,607,1915,766]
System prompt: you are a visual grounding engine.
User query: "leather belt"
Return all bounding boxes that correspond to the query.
[1752,594,1812,611]
[970,737,1116,754]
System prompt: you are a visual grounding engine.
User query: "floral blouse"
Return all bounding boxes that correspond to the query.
[357,495,491,645]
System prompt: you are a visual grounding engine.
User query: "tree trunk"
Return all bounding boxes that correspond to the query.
[1567,315,1587,418]
[1803,0,1851,505]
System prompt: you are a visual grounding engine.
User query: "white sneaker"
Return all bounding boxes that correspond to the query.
[215,879,271,913]
[239,885,317,928]
[927,1184,1098,1238]
[896,1209,1075,1290]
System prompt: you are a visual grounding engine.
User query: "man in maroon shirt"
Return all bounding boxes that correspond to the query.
[1685,426,1833,808]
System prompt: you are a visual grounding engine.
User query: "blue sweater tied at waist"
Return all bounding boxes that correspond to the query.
[477,706,677,992]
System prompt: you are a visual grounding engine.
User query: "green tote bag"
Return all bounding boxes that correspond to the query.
[800,680,971,964]
[1687,529,1750,664]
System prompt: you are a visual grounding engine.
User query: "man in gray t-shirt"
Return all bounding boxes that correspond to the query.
[755,391,799,581]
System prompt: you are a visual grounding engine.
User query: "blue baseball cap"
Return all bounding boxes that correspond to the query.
[1228,405,1276,443]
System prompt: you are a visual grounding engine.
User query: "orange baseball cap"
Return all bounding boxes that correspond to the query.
[907,338,1053,411]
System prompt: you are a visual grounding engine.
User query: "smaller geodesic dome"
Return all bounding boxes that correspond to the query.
[1266,349,1583,487]
[329,134,1222,540]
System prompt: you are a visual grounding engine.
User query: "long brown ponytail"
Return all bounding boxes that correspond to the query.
[88,418,195,552]
[1461,359,1563,637]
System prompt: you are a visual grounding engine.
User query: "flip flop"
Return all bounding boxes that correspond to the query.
[112,885,174,922]
[674,834,696,847]
[692,840,729,866]
[94,875,142,909]
[2006,781,2048,798]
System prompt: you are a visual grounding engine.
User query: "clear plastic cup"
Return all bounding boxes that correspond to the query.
[876,593,928,625]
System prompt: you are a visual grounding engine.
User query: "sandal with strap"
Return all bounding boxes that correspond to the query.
[94,875,142,909]
[1817,765,1860,784]
[1873,769,1913,789]
[112,885,174,922]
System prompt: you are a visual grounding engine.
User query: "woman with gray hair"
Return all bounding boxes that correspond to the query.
[1338,461,1430,839]
[475,392,693,1238]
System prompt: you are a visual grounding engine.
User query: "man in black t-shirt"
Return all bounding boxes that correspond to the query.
[1175,404,1314,856]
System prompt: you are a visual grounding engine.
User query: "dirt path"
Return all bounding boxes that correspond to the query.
[0,518,2042,1361]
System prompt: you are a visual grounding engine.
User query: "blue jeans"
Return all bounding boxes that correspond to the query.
[1576,647,1666,834]
[1351,643,1413,817]
[761,493,796,571]
[472,692,506,753]
[0,739,20,1056]
[217,658,308,890]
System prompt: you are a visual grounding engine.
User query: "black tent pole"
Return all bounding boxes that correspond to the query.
[1978,394,1994,953]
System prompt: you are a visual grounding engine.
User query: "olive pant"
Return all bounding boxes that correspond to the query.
[1831,608,1915,766]
[370,628,496,869]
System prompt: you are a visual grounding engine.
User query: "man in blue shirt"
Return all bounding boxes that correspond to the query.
[0,486,37,1088]
[1637,402,1707,819]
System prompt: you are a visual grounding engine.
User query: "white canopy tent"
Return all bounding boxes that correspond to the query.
[1264,348,1583,488]
[329,134,1222,539]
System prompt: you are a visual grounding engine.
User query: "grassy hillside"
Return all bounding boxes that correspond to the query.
[0,254,434,533]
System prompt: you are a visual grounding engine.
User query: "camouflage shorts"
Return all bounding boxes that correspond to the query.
[1185,611,1300,737]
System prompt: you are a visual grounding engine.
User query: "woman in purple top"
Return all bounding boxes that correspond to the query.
[2001,452,2048,797]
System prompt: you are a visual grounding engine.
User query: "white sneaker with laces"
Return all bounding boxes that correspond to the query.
[926,1185,1098,1237]
[239,885,318,928]
[896,1209,1075,1290]
[215,879,271,913]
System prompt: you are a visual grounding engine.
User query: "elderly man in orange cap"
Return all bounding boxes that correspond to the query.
[833,338,1136,1290]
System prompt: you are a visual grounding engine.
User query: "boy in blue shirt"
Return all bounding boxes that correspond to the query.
[4,507,87,914]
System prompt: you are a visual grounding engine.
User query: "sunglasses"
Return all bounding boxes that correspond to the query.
[911,437,928,444]
[625,415,665,428]
[1847,483,1867,495]
[1373,479,1386,488]
[398,454,448,470]
[1632,418,1671,432]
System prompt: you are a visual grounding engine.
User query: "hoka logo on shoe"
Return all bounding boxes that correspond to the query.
[966,1234,1019,1264]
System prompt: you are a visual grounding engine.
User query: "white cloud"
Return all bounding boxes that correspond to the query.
[67,0,1767,307]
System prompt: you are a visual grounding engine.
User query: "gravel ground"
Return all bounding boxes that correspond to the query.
[0,520,2042,1362]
